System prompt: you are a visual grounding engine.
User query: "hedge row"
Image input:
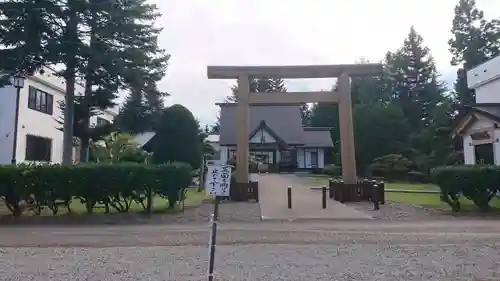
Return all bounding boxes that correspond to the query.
[0,162,192,217]
[432,165,500,212]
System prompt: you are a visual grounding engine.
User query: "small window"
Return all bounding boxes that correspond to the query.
[25,135,52,162]
[96,117,110,127]
[28,86,53,115]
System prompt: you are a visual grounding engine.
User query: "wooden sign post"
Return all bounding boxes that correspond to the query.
[204,164,232,281]
[207,64,382,191]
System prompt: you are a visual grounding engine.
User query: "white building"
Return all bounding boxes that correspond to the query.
[0,67,116,164]
[453,54,500,165]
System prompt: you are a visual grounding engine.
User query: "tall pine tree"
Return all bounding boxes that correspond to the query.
[1,0,168,162]
[386,26,446,132]
[225,77,287,102]
[449,0,500,105]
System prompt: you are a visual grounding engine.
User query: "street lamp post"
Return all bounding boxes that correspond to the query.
[10,73,25,165]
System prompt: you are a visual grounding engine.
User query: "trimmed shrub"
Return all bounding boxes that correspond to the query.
[431,165,500,212]
[371,154,412,181]
[0,162,192,217]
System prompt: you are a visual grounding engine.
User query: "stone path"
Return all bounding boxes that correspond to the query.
[255,174,372,220]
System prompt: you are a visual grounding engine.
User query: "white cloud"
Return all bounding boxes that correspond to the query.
[147,0,500,125]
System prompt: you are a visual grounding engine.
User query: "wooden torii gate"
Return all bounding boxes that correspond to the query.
[207,64,382,195]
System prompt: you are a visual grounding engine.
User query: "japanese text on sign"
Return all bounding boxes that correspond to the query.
[205,164,232,196]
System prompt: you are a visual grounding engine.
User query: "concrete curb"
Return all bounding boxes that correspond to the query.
[385,189,440,194]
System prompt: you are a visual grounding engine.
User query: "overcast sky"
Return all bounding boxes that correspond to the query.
[147,0,500,126]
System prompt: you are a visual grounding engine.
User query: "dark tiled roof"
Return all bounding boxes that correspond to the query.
[218,103,333,147]
[303,128,334,147]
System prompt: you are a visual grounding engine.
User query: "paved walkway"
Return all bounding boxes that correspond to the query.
[254,174,372,220]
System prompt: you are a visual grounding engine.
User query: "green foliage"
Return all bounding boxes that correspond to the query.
[449,0,500,105]
[322,164,341,177]
[354,102,411,172]
[371,154,412,181]
[152,105,202,169]
[432,165,500,212]
[90,132,152,164]
[0,162,192,217]
[308,27,457,174]
[0,0,169,163]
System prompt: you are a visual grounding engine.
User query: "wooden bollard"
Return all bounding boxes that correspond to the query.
[373,183,380,210]
[287,186,292,209]
[322,185,327,209]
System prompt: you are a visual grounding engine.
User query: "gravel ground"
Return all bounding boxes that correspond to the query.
[345,201,450,221]
[1,243,500,281]
[173,201,261,223]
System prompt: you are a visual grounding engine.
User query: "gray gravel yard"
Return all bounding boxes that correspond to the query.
[345,201,450,221]
[1,243,500,281]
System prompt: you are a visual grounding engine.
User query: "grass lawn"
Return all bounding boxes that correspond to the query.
[386,192,500,213]
[298,175,500,213]
[0,188,211,217]
[385,182,439,191]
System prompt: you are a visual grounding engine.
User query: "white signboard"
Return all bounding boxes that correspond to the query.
[205,164,232,197]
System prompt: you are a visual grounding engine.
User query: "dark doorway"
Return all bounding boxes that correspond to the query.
[310,151,318,168]
[475,143,494,165]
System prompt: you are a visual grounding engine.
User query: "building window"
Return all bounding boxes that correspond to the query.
[25,135,52,162]
[28,86,53,115]
[96,117,110,127]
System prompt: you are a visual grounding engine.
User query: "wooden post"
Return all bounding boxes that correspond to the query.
[322,185,327,209]
[198,154,205,192]
[236,75,250,184]
[287,186,292,209]
[338,73,357,184]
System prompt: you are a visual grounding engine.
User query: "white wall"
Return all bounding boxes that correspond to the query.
[494,129,500,165]
[468,54,500,104]
[463,135,475,165]
[16,77,66,163]
[220,146,228,164]
[296,148,325,169]
[0,86,17,164]
[475,79,500,104]
[0,67,116,164]
[250,128,276,143]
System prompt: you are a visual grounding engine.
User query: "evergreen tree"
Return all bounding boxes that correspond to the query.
[115,87,169,134]
[354,102,410,172]
[0,0,59,78]
[114,90,150,134]
[152,105,202,169]
[448,0,500,105]
[226,77,287,102]
[50,0,169,161]
[386,27,446,132]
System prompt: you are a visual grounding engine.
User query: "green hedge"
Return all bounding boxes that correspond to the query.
[322,164,341,177]
[0,162,192,217]
[432,165,500,212]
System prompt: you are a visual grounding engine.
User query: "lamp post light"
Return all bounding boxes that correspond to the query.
[10,73,26,165]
